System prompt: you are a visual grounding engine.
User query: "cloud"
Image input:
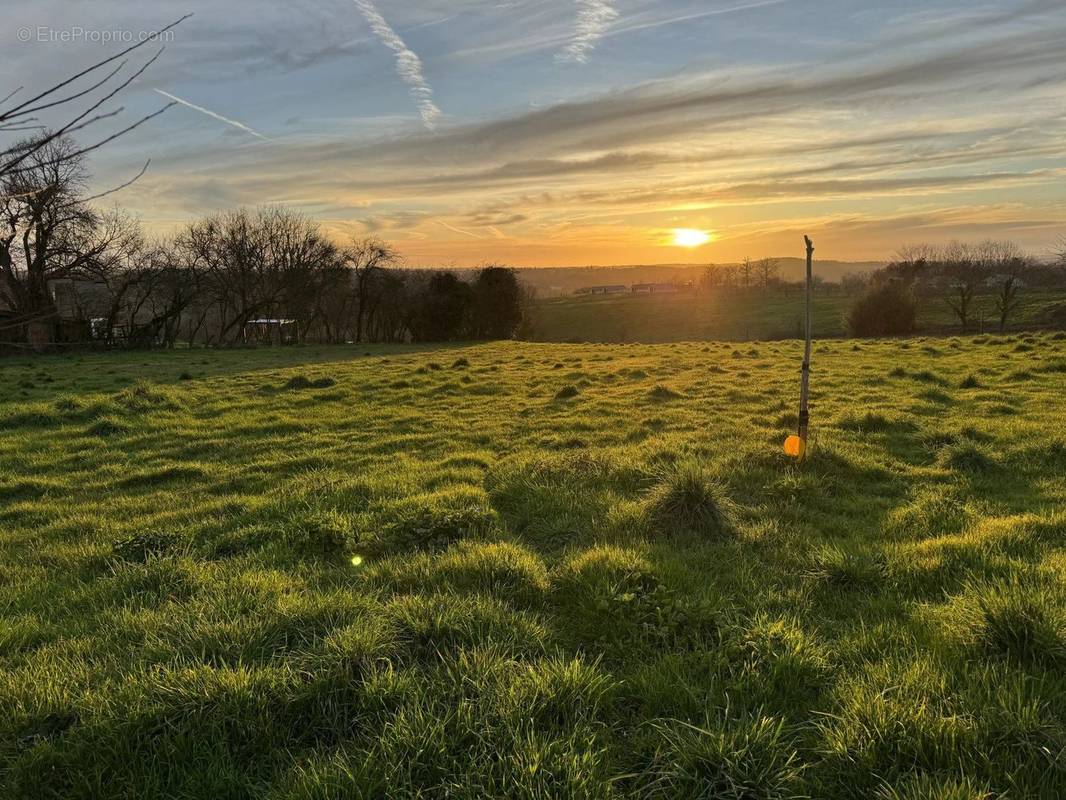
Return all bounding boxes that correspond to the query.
[559,0,619,63]
[153,89,271,141]
[352,0,442,129]
[104,6,1066,263]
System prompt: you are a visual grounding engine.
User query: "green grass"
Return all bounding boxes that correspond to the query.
[532,289,1066,342]
[1,335,1065,797]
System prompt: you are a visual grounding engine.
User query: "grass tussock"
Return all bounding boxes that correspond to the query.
[113,381,185,412]
[358,487,500,556]
[361,541,550,606]
[648,384,685,401]
[642,712,806,799]
[949,576,1066,668]
[937,441,999,474]
[282,374,338,390]
[645,460,736,538]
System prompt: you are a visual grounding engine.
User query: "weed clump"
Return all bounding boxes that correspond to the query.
[958,374,981,389]
[451,357,470,369]
[646,461,736,539]
[732,615,830,706]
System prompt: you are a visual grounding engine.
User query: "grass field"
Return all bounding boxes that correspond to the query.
[2,334,1066,798]
[532,290,1066,343]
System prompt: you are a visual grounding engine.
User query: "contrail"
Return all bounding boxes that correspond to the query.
[560,0,618,63]
[438,220,484,239]
[153,89,270,140]
[353,0,442,130]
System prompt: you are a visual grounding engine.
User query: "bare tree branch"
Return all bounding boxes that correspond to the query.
[75,159,151,206]
[0,14,191,122]
[0,46,168,175]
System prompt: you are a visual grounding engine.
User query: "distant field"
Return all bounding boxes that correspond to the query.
[532,289,1066,343]
[2,335,1066,797]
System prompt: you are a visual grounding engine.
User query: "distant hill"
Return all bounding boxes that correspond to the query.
[509,260,884,297]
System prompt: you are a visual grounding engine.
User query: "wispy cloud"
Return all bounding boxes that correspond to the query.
[560,0,619,63]
[153,89,270,140]
[353,0,442,129]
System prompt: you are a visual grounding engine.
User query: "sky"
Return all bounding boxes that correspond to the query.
[5,0,1066,266]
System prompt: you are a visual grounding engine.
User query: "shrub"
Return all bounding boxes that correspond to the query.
[846,282,917,337]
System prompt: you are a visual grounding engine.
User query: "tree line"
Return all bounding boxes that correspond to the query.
[0,136,529,352]
[846,240,1066,337]
[699,257,782,292]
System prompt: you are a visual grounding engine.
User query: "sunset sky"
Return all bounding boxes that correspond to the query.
[7,0,1066,266]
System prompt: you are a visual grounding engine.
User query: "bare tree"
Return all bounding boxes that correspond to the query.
[756,257,780,290]
[343,237,400,344]
[175,208,340,345]
[973,240,1028,333]
[739,257,753,289]
[941,241,987,333]
[0,136,144,349]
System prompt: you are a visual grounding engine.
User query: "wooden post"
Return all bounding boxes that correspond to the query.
[798,235,814,445]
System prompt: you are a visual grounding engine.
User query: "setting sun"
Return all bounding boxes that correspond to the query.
[672,228,712,248]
